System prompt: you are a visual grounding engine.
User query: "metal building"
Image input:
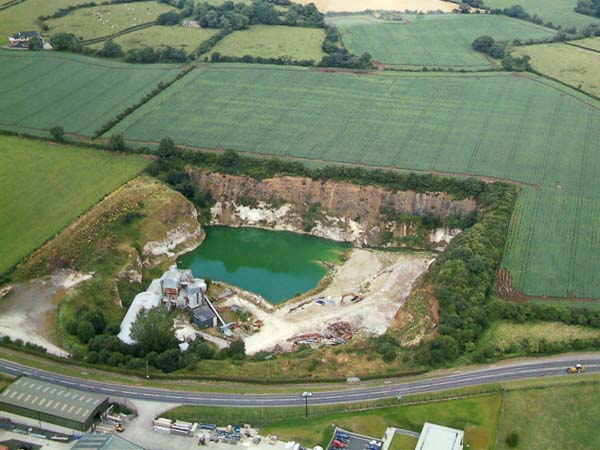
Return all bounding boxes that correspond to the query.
[0,377,109,432]
[415,422,464,450]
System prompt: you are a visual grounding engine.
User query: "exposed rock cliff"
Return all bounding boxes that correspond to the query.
[192,172,477,247]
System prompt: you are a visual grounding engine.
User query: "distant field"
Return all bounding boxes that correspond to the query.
[572,36,600,50]
[331,14,554,68]
[483,0,600,29]
[46,1,174,41]
[297,0,456,13]
[0,136,148,274]
[0,51,184,137]
[497,383,600,449]
[109,65,600,299]
[209,25,326,61]
[0,0,93,45]
[89,25,217,52]
[513,43,600,97]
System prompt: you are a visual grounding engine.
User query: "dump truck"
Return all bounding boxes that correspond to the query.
[566,363,587,374]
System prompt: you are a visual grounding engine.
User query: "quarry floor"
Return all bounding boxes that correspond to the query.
[222,249,434,354]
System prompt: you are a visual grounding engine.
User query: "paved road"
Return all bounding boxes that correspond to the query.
[1,355,599,407]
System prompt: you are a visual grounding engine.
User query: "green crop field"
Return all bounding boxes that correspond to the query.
[512,43,600,97]
[109,64,600,299]
[209,25,326,61]
[45,1,174,41]
[330,14,554,69]
[89,25,217,52]
[497,383,600,449]
[0,0,95,45]
[0,135,148,275]
[483,0,600,30]
[0,51,184,137]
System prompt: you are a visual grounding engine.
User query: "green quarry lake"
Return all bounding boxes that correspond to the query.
[178,226,350,304]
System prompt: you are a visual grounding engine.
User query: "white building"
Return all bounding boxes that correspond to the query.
[118,265,213,345]
[415,423,463,450]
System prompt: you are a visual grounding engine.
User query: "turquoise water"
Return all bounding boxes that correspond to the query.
[178,226,350,303]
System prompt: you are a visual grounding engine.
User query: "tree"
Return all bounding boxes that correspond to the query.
[49,32,81,51]
[101,40,123,58]
[218,149,240,169]
[77,320,96,344]
[228,339,246,359]
[130,306,176,355]
[471,35,495,53]
[28,35,42,50]
[108,134,126,152]
[156,10,181,25]
[49,126,65,142]
[158,137,176,158]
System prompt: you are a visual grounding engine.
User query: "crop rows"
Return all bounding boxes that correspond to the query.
[110,65,600,298]
[330,14,554,69]
[0,51,183,136]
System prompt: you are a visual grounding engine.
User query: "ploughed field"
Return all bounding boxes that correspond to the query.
[0,136,148,274]
[330,14,554,69]
[0,51,185,137]
[109,64,600,299]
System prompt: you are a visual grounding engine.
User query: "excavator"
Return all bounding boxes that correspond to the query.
[566,363,587,374]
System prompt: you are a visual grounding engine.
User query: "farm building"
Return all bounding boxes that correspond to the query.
[415,423,463,450]
[8,31,43,49]
[71,433,144,450]
[0,377,109,432]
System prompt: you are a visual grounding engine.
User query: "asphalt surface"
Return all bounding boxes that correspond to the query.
[0,355,599,407]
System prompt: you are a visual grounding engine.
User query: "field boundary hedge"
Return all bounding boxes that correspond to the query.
[93,65,194,137]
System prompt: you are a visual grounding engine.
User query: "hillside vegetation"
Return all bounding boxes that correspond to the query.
[0,135,148,275]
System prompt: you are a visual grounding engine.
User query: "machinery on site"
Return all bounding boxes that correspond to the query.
[566,363,587,374]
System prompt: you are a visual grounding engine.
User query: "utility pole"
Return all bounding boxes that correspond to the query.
[265,354,273,381]
[146,360,150,379]
[302,392,313,419]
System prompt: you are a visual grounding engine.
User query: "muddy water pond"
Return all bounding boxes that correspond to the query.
[178,226,350,304]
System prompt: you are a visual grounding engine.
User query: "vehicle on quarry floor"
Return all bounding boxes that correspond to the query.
[566,364,587,374]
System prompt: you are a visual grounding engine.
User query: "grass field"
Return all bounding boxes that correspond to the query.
[513,43,600,97]
[0,136,148,275]
[497,382,600,449]
[483,0,600,30]
[108,65,600,298]
[168,394,501,449]
[389,435,418,450]
[572,36,600,50]
[0,51,184,137]
[209,25,326,61]
[477,321,600,352]
[89,25,217,52]
[0,0,94,45]
[45,1,174,41]
[330,14,554,68]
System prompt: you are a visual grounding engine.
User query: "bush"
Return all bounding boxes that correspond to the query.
[49,126,65,142]
[505,431,520,448]
[77,321,96,343]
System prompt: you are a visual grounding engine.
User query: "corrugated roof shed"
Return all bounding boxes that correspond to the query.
[0,377,109,431]
[72,434,144,450]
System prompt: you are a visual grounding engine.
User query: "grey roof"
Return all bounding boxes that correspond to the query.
[0,377,107,424]
[72,434,144,450]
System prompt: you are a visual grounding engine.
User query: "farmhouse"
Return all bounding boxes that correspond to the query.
[7,31,43,49]
[415,422,464,450]
[118,264,222,344]
[0,377,109,432]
